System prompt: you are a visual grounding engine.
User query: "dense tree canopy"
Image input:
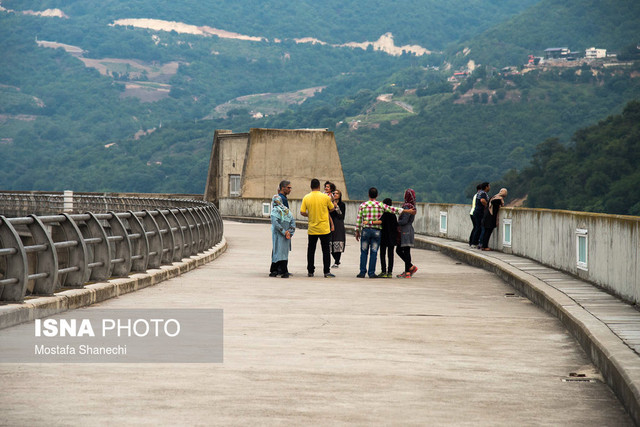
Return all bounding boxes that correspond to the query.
[1,0,539,49]
[0,0,639,217]
[451,0,640,68]
[500,100,640,215]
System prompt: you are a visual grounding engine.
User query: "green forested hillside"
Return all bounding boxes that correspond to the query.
[454,0,640,68]
[1,0,538,193]
[262,63,640,203]
[0,10,423,190]
[2,0,539,49]
[499,100,640,216]
[1,0,640,215]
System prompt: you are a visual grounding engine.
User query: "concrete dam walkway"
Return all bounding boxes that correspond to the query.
[0,221,634,425]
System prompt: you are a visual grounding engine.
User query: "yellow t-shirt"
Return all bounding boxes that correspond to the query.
[300,191,334,235]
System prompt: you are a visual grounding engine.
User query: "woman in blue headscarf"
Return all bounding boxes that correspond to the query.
[269,194,296,278]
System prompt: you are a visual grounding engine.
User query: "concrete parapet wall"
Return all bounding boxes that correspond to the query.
[220,197,640,305]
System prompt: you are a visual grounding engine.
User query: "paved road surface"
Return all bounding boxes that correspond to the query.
[0,221,632,425]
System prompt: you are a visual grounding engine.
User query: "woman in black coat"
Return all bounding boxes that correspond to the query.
[330,188,346,267]
[481,188,508,251]
[379,198,399,278]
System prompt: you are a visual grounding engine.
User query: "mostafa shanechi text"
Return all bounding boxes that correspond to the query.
[35,344,127,356]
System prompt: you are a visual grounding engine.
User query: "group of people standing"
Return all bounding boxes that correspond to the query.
[271,178,507,277]
[469,182,508,251]
[269,179,419,280]
[270,178,346,278]
[355,187,418,278]
[298,178,347,277]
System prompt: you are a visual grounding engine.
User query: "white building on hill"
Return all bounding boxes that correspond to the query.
[585,47,607,59]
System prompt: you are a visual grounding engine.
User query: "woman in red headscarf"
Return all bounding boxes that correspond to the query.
[396,189,418,278]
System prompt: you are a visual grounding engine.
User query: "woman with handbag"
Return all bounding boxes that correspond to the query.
[396,189,418,278]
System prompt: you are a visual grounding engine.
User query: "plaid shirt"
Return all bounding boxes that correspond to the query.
[356,200,403,231]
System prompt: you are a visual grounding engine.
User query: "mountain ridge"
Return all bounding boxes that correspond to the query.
[1,0,639,216]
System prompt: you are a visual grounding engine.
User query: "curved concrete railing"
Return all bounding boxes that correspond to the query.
[0,193,223,302]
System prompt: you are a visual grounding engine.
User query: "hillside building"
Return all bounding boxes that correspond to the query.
[585,47,607,59]
[544,47,570,59]
[204,128,349,204]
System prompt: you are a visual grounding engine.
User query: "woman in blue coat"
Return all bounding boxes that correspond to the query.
[269,194,296,278]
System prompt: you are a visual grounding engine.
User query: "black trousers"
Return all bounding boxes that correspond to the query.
[482,227,495,249]
[270,260,289,275]
[470,212,483,246]
[396,246,412,273]
[332,252,342,264]
[307,233,331,274]
[469,215,477,245]
[379,244,395,273]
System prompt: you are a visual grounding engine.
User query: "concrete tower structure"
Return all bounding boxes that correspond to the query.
[204,128,349,203]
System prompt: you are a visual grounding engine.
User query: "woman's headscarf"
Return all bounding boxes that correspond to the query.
[488,188,508,215]
[403,189,416,210]
[271,194,293,222]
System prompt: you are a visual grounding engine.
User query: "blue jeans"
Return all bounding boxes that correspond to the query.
[360,228,381,277]
[471,211,484,246]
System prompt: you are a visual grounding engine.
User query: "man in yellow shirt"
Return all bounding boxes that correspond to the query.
[300,178,336,277]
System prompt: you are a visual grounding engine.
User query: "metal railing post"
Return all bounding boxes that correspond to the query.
[127,211,149,272]
[26,215,58,295]
[153,209,175,265]
[107,212,132,277]
[84,212,112,281]
[56,213,89,288]
[141,210,163,269]
[0,216,28,302]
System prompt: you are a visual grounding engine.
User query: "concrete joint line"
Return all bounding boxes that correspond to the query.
[0,238,228,331]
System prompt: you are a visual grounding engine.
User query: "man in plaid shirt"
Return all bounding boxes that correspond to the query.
[355,187,416,278]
